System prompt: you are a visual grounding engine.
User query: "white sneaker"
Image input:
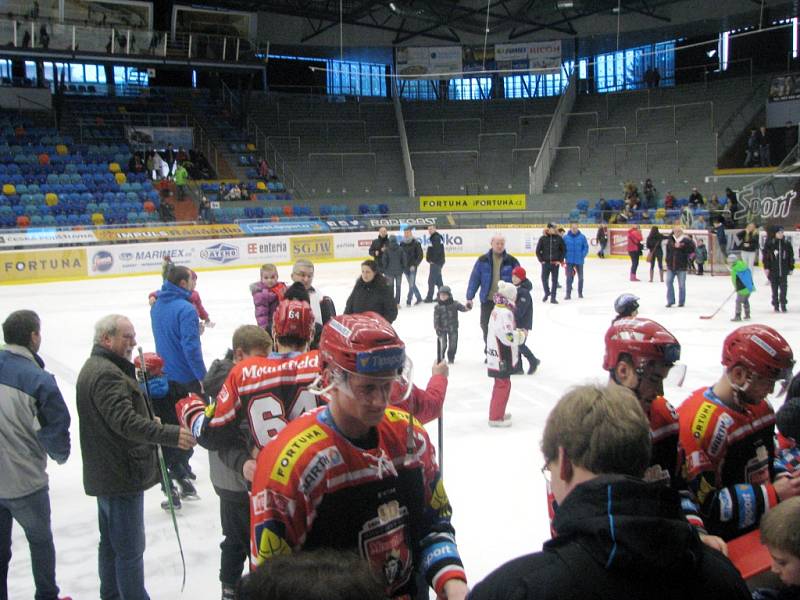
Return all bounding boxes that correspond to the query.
[488,418,512,428]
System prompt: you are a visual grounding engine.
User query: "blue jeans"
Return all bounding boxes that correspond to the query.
[389,274,402,304]
[0,487,59,600]
[405,269,421,304]
[666,269,687,306]
[566,263,584,297]
[97,493,149,600]
[425,263,443,300]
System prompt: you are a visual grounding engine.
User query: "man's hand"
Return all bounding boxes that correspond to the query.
[465,300,473,310]
[698,533,728,557]
[148,296,156,306]
[410,265,416,273]
[177,427,197,450]
[243,458,257,482]
[432,360,449,378]
[442,579,468,600]
[774,471,800,501]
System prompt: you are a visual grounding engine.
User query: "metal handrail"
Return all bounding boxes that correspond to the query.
[551,145,582,173]
[587,126,627,145]
[307,152,377,176]
[246,116,310,199]
[613,140,679,175]
[635,100,713,137]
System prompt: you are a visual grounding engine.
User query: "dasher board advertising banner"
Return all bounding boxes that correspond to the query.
[396,46,463,79]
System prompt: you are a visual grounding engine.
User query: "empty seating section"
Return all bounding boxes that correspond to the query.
[402,97,559,195]
[547,75,768,194]
[0,115,160,228]
[248,93,405,197]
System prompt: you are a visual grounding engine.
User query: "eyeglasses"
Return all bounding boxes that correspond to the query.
[541,461,552,484]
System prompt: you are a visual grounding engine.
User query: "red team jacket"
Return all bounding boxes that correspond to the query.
[678,387,778,540]
[250,405,465,599]
[196,351,323,464]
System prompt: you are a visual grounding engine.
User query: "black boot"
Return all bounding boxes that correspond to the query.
[161,484,182,511]
[527,358,540,375]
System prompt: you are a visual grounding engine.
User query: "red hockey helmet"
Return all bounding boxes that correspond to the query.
[319,313,406,376]
[272,299,315,341]
[134,352,164,376]
[722,324,794,381]
[603,318,681,372]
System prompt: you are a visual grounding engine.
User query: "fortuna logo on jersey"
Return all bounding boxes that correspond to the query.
[270,425,327,485]
[691,402,716,439]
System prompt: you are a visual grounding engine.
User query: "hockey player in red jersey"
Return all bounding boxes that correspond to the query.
[249,312,468,600]
[176,298,321,482]
[678,324,800,541]
[603,317,732,554]
[604,317,686,487]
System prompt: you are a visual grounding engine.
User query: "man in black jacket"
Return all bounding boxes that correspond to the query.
[424,224,445,302]
[763,226,794,312]
[368,226,389,268]
[469,384,750,600]
[76,314,195,600]
[535,223,567,304]
[400,227,423,306]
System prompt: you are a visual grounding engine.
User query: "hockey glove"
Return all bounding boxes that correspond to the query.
[176,393,207,432]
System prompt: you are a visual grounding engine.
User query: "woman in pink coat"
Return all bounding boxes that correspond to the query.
[627,224,644,281]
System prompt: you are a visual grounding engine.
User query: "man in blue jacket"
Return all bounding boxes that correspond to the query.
[563,222,589,300]
[150,265,207,499]
[0,310,71,600]
[466,235,520,355]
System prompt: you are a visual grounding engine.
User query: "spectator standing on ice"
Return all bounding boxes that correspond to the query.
[535,223,566,304]
[665,223,694,307]
[424,224,445,302]
[400,227,423,306]
[563,222,588,300]
[627,224,644,282]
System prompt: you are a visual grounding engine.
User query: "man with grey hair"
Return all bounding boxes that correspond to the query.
[0,310,71,600]
[470,384,750,600]
[466,234,520,355]
[290,259,335,349]
[76,314,195,600]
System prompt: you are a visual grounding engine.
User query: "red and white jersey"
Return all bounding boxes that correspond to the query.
[250,405,465,599]
[201,351,322,451]
[486,304,523,374]
[678,386,778,540]
[645,396,682,487]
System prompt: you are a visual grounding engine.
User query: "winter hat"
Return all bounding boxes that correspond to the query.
[727,253,739,264]
[776,397,800,441]
[496,280,518,303]
[438,286,452,296]
[512,266,527,280]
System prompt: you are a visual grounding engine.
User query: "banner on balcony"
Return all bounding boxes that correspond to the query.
[396,46,463,79]
[495,41,562,73]
[125,127,194,150]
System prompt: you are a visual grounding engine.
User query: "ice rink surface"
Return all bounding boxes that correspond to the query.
[4,253,798,598]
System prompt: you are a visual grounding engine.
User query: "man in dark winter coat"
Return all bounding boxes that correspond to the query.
[424,224,446,302]
[763,226,794,312]
[433,286,469,363]
[665,224,695,307]
[368,226,389,267]
[344,259,398,323]
[511,267,539,374]
[381,235,405,306]
[536,223,567,304]
[400,228,423,305]
[76,314,195,600]
[470,384,750,600]
[465,235,520,352]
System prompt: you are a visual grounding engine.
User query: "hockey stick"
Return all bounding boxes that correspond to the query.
[137,347,187,592]
[436,336,444,477]
[699,291,737,320]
